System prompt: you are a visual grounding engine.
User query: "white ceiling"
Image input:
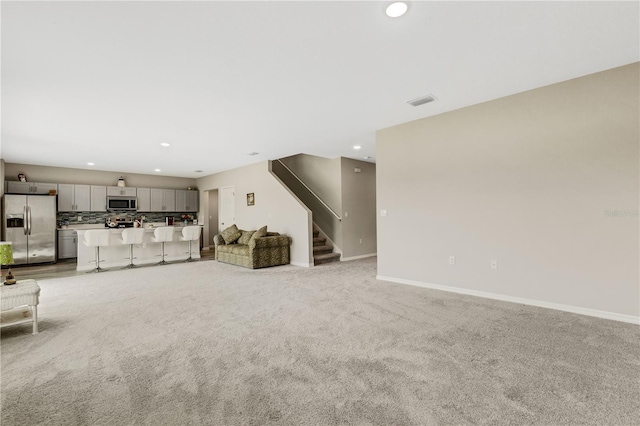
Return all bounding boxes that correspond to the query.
[2,1,638,178]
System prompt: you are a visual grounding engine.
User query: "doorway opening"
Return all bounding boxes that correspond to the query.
[206,189,219,248]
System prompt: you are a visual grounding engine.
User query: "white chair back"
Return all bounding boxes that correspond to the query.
[121,228,145,245]
[84,230,111,247]
[182,226,201,241]
[154,227,174,242]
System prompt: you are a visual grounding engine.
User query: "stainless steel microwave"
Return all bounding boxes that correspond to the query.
[107,196,137,211]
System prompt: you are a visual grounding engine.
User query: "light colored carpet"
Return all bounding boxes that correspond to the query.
[1,258,638,425]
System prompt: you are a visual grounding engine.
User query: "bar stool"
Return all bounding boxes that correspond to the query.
[180,226,201,262]
[152,227,174,265]
[83,229,111,273]
[119,228,145,269]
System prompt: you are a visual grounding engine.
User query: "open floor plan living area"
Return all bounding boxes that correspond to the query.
[1,1,638,425]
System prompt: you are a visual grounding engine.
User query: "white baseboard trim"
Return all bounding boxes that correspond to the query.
[376,275,640,325]
[291,261,312,268]
[341,253,377,261]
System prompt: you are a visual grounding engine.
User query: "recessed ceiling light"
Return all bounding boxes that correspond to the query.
[248,152,259,156]
[160,143,170,147]
[386,2,408,18]
[154,169,161,172]
[364,156,371,160]
[194,170,203,173]
[353,145,362,150]
[87,162,95,166]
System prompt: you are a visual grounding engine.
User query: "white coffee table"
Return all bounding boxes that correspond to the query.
[0,279,41,334]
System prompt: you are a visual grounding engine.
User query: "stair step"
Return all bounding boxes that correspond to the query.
[313,245,333,255]
[312,230,319,238]
[313,237,326,246]
[314,252,341,265]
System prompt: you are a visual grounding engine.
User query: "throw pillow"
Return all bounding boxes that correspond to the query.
[221,224,242,244]
[237,230,255,245]
[250,225,267,242]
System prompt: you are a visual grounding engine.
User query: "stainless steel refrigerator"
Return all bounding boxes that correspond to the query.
[2,194,57,264]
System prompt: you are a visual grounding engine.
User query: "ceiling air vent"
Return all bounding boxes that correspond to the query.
[407,94,436,107]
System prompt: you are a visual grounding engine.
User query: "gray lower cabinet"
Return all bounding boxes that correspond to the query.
[58,230,78,259]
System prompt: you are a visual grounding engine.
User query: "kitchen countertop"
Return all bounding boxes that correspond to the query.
[72,223,202,271]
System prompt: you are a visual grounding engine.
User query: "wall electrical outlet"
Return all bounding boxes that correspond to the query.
[359,238,363,244]
[380,209,387,217]
[344,211,348,218]
[77,215,82,222]
[491,260,498,270]
[449,256,455,265]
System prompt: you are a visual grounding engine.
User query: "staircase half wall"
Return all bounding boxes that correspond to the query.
[271,158,343,251]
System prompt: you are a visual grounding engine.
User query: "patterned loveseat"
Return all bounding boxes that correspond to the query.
[214,225,291,269]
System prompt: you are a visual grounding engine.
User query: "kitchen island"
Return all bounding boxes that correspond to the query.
[72,224,202,271]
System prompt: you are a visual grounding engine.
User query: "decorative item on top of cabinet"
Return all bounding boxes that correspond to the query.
[117,176,126,187]
[18,173,27,182]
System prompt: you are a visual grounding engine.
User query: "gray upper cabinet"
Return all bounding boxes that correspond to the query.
[6,181,57,195]
[176,189,199,212]
[107,186,137,197]
[136,188,151,212]
[75,186,91,211]
[90,186,107,212]
[150,189,176,212]
[6,179,191,214]
[186,190,198,212]
[58,184,90,211]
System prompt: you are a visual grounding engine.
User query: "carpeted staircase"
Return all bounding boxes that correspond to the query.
[313,228,340,265]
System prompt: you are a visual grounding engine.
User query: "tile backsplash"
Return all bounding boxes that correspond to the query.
[57,211,197,226]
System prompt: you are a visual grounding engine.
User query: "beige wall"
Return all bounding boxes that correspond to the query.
[377,63,639,320]
[341,158,377,259]
[197,161,312,267]
[4,163,196,189]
